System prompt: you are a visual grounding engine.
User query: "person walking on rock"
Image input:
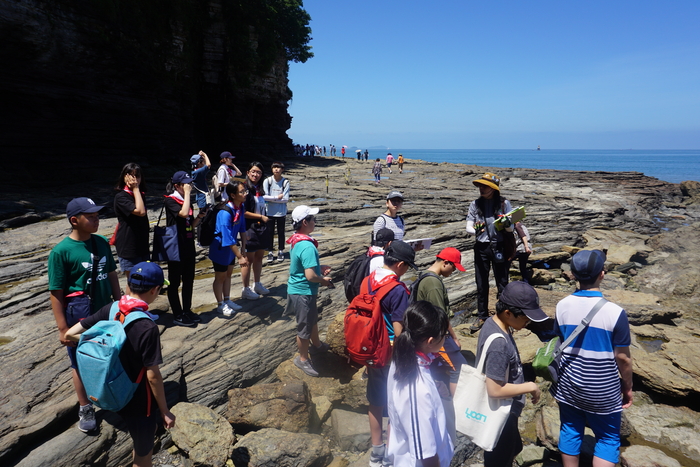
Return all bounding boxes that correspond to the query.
[466,172,514,332]
[372,158,382,183]
[554,249,633,467]
[286,205,333,377]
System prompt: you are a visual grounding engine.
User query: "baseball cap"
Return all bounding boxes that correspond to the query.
[386,190,404,200]
[292,205,320,223]
[499,281,548,322]
[570,249,606,282]
[473,172,501,191]
[66,197,104,219]
[128,261,170,288]
[436,247,466,272]
[385,240,417,269]
[220,151,235,159]
[172,171,193,184]
[375,228,395,244]
[190,154,202,164]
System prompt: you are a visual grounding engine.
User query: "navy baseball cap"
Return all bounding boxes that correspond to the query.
[128,262,169,288]
[385,240,417,269]
[499,281,548,322]
[220,151,235,159]
[66,197,104,219]
[172,171,193,184]
[570,249,606,282]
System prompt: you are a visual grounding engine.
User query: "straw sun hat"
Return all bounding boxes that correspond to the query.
[472,172,501,191]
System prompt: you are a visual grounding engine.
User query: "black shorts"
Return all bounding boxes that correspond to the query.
[121,408,159,457]
[366,365,390,408]
[212,258,236,272]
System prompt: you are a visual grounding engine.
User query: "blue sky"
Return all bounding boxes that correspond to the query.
[287,1,700,149]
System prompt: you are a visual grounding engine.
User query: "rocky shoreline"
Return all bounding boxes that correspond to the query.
[1,156,700,467]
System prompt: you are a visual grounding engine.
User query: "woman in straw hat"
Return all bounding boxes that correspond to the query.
[466,172,514,331]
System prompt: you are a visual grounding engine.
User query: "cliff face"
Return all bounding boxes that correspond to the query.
[1,0,294,187]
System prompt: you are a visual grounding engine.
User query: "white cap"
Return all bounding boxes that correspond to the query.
[291,205,320,223]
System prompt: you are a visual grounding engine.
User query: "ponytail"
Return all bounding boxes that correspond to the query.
[392,301,449,385]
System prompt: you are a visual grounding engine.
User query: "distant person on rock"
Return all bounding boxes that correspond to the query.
[48,197,121,433]
[364,149,369,161]
[286,205,333,377]
[466,172,514,332]
[65,262,176,467]
[215,151,242,202]
[341,146,346,158]
[113,163,150,293]
[386,153,394,173]
[554,250,633,467]
[263,161,290,264]
[190,151,211,210]
[372,158,382,184]
[373,191,405,241]
[398,154,404,173]
[387,301,454,467]
[210,181,249,317]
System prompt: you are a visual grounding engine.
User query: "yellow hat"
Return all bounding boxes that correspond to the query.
[473,172,501,191]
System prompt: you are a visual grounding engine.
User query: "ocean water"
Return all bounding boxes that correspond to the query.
[379,149,699,184]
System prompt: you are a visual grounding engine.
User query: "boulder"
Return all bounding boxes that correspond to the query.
[530,269,557,285]
[231,428,331,467]
[581,228,652,266]
[226,381,311,433]
[170,402,235,467]
[620,445,681,467]
[680,180,700,204]
[330,409,371,452]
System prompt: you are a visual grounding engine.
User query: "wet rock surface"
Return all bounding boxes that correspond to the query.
[1,156,699,466]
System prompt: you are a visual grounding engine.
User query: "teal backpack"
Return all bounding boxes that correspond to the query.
[76,302,151,412]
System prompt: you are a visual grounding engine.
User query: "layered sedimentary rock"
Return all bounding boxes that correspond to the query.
[1,157,699,466]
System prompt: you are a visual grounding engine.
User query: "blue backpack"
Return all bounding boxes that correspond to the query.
[76,302,151,412]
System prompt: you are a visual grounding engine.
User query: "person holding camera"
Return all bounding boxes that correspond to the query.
[466,172,514,332]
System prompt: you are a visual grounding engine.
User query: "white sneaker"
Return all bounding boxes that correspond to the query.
[253,282,270,295]
[225,299,243,311]
[241,287,260,300]
[218,303,236,317]
[267,252,274,264]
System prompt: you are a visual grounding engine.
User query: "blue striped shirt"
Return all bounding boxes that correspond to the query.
[553,290,631,414]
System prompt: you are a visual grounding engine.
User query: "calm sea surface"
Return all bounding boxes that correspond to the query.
[379,149,699,184]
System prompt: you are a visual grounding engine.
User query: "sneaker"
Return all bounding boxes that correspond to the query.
[253,282,270,295]
[293,355,319,377]
[241,287,260,300]
[185,310,201,323]
[173,314,196,327]
[225,299,243,311]
[267,252,275,264]
[470,318,486,333]
[218,303,237,317]
[277,251,285,262]
[369,444,386,467]
[309,341,330,355]
[78,405,97,433]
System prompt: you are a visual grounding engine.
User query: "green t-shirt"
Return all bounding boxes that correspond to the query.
[48,235,117,310]
[287,240,320,296]
[415,272,452,317]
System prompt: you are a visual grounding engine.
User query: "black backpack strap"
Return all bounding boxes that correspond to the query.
[87,236,100,299]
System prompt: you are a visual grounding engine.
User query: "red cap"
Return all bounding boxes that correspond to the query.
[436,247,465,272]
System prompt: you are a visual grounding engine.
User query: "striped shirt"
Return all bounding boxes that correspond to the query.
[554,290,631,414]
[387,357,454,467]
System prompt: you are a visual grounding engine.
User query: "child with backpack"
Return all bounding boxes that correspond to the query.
[48,197,122,433]
[343,228,394,303]
[285,205,333,377]
[387,301,454,467]
[65,262,176,467]
[345,240,415,467]
[209,182,249,317]
[263,161,290,264]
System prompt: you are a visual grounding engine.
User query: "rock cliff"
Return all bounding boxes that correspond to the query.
[2,156,700,466]
[1,0,305,189]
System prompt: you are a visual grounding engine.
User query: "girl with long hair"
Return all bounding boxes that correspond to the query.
[241,162,272,300]
[114,163,149,290]
[387,301,454,467]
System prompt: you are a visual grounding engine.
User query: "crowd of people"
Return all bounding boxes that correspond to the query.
[48,160,632,467]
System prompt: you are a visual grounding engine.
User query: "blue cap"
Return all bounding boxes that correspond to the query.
[128,262,169,288]
[570,249,606,282]
[66,197,104,219]
[172,171,193,184]
[190,154,202,164]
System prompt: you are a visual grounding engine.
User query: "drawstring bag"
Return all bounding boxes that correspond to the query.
[151,204,180,262]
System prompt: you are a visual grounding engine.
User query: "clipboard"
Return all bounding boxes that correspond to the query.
[494,206,525,231]
[404,238,433,250]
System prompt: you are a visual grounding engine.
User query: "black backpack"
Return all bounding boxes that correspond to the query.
[197,204,233,247]
[344,251,381,302]
[408,271,439,303]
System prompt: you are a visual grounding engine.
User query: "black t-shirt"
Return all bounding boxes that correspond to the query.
[164,196,196,260]
[114,190,150,259]
[80,303,162,415]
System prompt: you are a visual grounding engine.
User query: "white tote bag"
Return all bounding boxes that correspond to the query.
[454,333,512,451]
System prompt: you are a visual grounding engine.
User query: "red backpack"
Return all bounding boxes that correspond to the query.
[344,275,406,367]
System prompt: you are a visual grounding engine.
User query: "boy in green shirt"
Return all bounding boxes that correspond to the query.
[48,197,121,432]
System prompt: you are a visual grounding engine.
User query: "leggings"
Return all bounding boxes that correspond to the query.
[267,216,286,251]
[473,241,509,320]
[167,257,195,317]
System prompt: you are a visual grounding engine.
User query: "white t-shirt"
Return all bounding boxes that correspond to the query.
[217,165,231,201]
[373,214,405,241]
[387,357,454,467]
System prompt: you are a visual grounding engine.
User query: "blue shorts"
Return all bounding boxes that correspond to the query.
[366,365,390,409]
[119,256,149,273]
[558,402,621,464]
[195,192,207,209]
